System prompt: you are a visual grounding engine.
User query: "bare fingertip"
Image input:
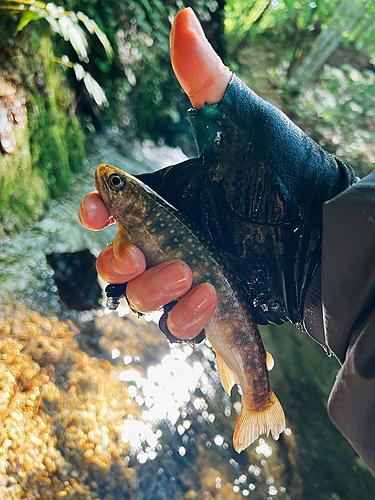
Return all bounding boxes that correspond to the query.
[79,192,114,230]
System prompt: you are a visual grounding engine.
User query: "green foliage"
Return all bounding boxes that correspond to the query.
[0,0,113,106]
[49,0,226,141]
[0,29,85,236]
[0,117,47,237]
[224,0,375,177]
[289,64,375,177]
[2,0,375,234]
[225,0,375,58]
[3,0,226,143]
[1,0,225,234]
[26,37,86,198]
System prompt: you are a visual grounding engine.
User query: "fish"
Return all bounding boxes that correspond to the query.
[95,163,286,452]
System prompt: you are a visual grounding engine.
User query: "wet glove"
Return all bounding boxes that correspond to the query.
[139,74,356,338]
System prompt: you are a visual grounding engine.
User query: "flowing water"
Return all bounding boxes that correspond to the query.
[0,133,374,500]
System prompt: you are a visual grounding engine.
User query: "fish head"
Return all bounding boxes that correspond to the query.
[95,164,147,227]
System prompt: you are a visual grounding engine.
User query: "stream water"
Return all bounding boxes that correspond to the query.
[0,133,374,500]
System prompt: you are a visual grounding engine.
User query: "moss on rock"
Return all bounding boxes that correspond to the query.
[0,104,47,237]
[0,24,85,238]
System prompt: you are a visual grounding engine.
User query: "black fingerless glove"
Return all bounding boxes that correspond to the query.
[139,74,356,337]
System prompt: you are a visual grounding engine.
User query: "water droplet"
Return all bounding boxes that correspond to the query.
[214,435,224,446]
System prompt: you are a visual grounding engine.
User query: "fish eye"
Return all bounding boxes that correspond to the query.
[108,173,126,191]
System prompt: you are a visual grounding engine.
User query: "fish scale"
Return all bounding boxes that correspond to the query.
[95,163,286,452]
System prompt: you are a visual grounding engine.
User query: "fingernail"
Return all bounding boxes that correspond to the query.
[186,7,206,40]
[188,284,216,311]
[157,262,191,292]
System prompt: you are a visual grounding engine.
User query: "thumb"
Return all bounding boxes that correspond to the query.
[170,7,231,109]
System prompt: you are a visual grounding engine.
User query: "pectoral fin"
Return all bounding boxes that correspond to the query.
[216,352,237,396]
[113,227,132,261]
[233,390,286,453]
[266,351,274,371]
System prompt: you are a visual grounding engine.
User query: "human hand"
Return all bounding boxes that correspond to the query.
[79,8,229,339]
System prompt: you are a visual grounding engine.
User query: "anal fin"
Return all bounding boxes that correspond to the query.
[233,390,286,453]
[216,352,237,395]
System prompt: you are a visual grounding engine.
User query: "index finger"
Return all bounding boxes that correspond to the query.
[79,191,115,230]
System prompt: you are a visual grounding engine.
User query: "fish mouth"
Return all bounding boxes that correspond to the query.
[94,170,100,191]
[95,164,114,201]
[95,164,109,191]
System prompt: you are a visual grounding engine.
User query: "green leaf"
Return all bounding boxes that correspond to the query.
[58,14,89,61]
[83,73,108,107]
[16,10,41,32]
[73,63,85,81]
[77,11,114,60]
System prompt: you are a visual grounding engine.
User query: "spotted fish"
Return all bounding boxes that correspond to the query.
[95,163,286,452]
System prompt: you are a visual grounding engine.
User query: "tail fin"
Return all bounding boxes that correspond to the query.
[233,390,286,453]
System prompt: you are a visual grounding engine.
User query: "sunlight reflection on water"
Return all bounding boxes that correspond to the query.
[111,305,290,498]
[256,438,273,458]
[119,337,209,463]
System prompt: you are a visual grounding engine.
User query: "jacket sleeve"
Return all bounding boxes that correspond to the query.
[321,171,375,477]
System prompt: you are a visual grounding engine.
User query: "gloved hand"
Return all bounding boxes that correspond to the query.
[79,7,356,341]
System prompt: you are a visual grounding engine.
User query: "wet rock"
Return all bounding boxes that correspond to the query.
[0,81,25,155]
[46,249,102,311]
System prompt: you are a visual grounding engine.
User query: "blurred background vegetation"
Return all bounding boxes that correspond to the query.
[0,0,375,235]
